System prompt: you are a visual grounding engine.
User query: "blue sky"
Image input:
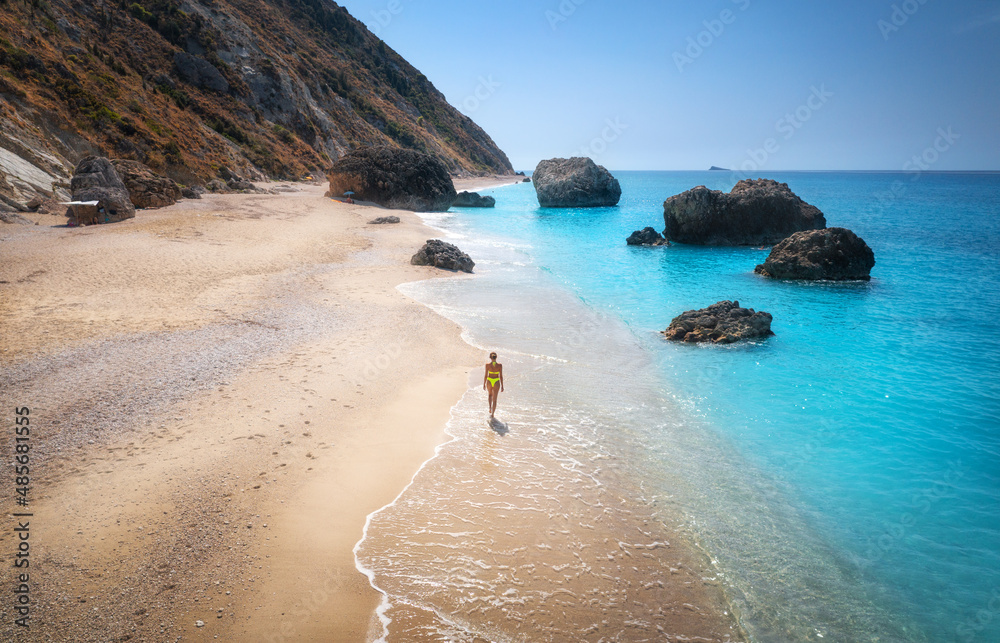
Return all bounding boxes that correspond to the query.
[337,0,1000,171]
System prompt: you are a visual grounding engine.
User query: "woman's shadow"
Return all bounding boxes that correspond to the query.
[488,417,509,436]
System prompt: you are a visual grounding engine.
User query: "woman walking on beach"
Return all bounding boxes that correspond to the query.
[484,352,503,418]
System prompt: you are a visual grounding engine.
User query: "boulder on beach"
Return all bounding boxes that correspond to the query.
[368,216,400,224]
[532,157,621,207]
[111,159,182,209]
[227,178,257,192]
[326,146,456,212]
[411,239,475,273]
[181,186,204,200]
[663,300,774,344]
[69,156,135,224]
[755,227,876,281]
[205,179,231,193]
[26,196,62,214]
[452,191,496,208]
[663,178,825,245]
[626,227,670,246]
[0,211,35,225]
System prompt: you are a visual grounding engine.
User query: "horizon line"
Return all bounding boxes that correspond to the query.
[512,169,1000,174]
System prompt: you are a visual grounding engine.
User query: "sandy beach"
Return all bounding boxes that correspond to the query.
[0,174,742,642]
[0,177,515,641]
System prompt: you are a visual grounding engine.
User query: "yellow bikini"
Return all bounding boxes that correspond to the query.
[486,361,501,387]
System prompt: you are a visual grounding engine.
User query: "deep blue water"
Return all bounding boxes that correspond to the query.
[431,171,1000,642]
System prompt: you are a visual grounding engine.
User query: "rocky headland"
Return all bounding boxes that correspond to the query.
[0,0,512,213]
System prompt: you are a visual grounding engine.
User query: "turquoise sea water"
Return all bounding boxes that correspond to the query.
[366,171,1000,642]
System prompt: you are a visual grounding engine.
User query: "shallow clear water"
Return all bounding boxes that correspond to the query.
[361,171,1000,642]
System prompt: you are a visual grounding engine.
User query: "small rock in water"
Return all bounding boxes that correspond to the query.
[663,300,774,344]
[626,227,670,246]
[754,227,875,281]
[452,191,496,208]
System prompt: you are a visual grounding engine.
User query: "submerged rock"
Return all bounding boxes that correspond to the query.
[532,157,621,207]
[452,191,496,208]
[368,216,400,224]
[326,146,456,212]
[69,156,135,224]
[111,159,182,209]
[411,239,475,273]
[626,227,670,246]
[663,300,774,344]
[755,227,875,281]
[663,178,825,245]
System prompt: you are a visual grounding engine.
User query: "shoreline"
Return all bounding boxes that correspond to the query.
[355,186,748,641]
[0,172,746,641]
[453,173,526,194]
[0,184,481,641]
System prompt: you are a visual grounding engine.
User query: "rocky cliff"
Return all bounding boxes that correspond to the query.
[0,0,512,208]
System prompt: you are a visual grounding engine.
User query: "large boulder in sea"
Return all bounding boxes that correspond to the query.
[111,159,182,209]
[663,179,825,245]
[452,191,496,208]
[326,146,456,212]
[69,156,135,224]
[410,239,475,273]
[663,300,774,344]
[754,227,876,281]
[532,157,621,207]
[626,227,670,246]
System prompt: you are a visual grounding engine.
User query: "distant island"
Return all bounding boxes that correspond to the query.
[709,166,731,171]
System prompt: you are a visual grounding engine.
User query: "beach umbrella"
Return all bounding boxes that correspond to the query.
[343,191,355,196]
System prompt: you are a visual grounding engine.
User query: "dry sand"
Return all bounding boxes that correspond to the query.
[0,178,515,641]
